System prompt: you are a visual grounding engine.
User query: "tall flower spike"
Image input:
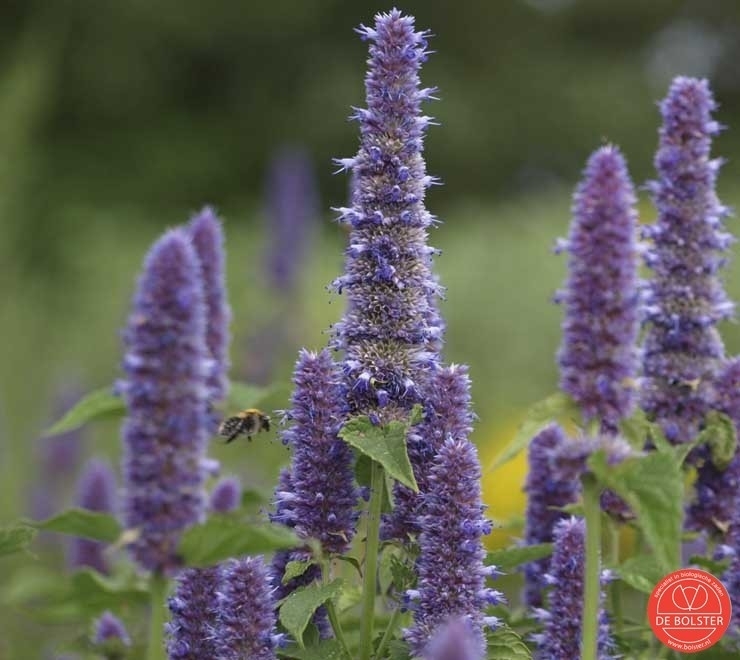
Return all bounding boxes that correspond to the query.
[270,468,331,639]
[423,617,484,660]
[641,77,733,444]
[166,566,220,660]
[532,517,615,659]
[332,9,444,420]
[687,358,740,536]
[264,147,318,294]
[557,145,640,432]
[273,349,359,555]
[382,364,474,541]
[522,425,581,608]
[216,557,282,660]
[120,229,211,574]
[187,207,231,403]
[69,459,117,575]
[404,437,503,656]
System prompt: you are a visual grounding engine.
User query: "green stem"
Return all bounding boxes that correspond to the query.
[375,605,402,660]
[608,520,623,634]
[147,573,169,660]
[359,460,384,660]
[582,474,602,660]
[323,560,351,657]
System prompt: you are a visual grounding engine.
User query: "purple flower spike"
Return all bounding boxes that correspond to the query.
[423,617,484,660]
[120,229,211,574]
[69,459,117,575]
[557,146,640,432]
[332,9,444,421]
[166,566,220,660]
[522,425,580,608]
[270,467,331,639]
[641,77,733,444]
[688,358,740,536]
[92,611,131,647]
[264,147,318,294]
[382,364,474,541]
[404,438,503,657]
[274,349,359,555]
[216,557,282,660]
[533,517,615,659]
[187,207,231,403]
[209,476,241,513]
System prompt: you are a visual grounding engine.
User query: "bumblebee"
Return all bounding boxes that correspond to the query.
[218,408,271,443]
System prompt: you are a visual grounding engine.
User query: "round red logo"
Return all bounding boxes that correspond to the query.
[647,568,732,653]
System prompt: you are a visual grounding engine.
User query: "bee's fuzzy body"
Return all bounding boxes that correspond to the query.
[218,408,271,443]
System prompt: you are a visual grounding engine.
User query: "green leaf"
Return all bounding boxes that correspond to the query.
[339,416,418,491]
[30,509,122,543]
[179,516,300,567]
[0,524,36,557]
[688,555,732,576]
[44,386,124,437]
[283,560,314,584]
[335,554,362,579]
[486,626,532,659]
[619,408,667,451]
[278,639,350,660]
[279,579,344,644]
[408,403,424,425]
[617,555,665,594]
[487,542,552,572]
[489,392,580,470]
[5,567,149,623]
[701,411,737,470]
[588,450,683,573]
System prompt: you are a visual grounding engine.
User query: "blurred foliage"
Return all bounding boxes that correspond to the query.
[2,1,740,277]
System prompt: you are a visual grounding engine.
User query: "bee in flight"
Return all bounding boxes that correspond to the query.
[218,408,271,443]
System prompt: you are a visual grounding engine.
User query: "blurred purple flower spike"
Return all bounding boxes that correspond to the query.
[68,458,117,575]
[641,77,733,444]
[557,145,640,433]
[120,229,211,574]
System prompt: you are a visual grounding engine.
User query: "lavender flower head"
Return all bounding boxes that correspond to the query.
[68,458,117,575]
[216,557,282,660]
[532,517,614,659]
[92,611,131,647]
[404,437,503,657]
[423,617,484,660]
[270,467,330,639]
[557,145,640,432]
[687,357,740,536]
[166,566,220,660]
[641,77,733,444]
[331,9,444,420]
[273,349,358,555]
[264,147,318,294]
[120,229,211,574]
[522,425,580,608]
[382,364,474,541]
[209,476,242,514]
[187,207,231,403]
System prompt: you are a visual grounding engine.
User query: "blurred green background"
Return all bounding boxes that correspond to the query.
[3,0,740,652]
